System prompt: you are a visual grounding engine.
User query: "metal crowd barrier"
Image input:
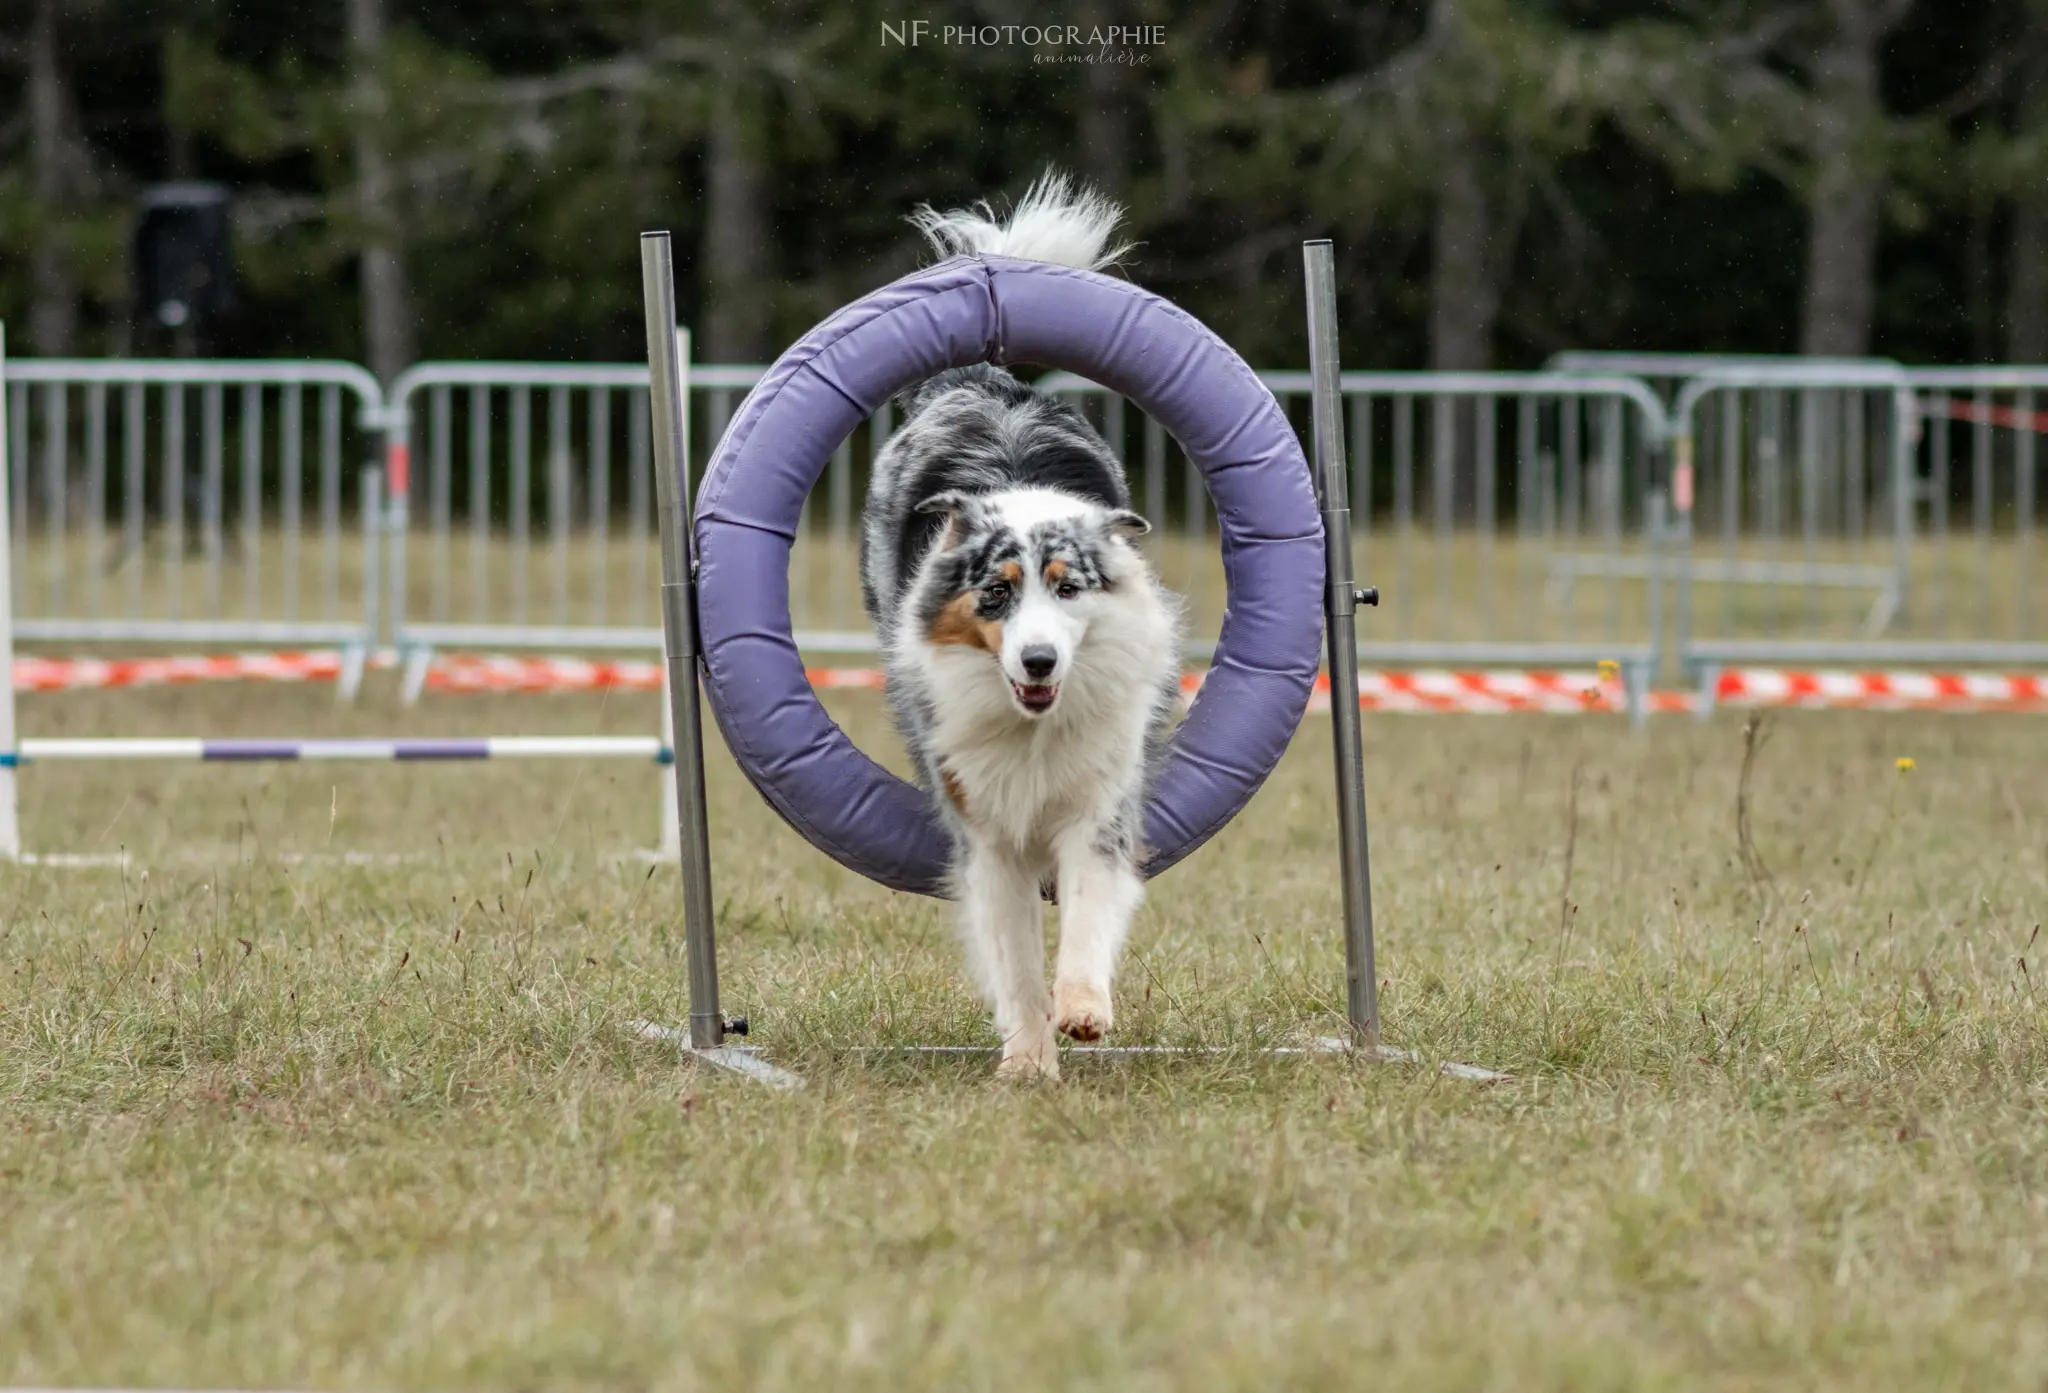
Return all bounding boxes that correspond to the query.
[384,360,667,699]
[11,345,2048,715]
[3,357,385,695]
[1042,370,1674,701]
[382,358,900,700]
[1546,351,1905,406]
[1669,365,1915,672]
[392,360,1671,695]
[0,354,1711,707]
[1896,368,2046,662]
[1668,364,2048,704]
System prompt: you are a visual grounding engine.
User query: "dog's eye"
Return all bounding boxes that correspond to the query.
[981,581,1011,608]
[1055,581,1081,601]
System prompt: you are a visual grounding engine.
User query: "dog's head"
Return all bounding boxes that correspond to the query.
[913,487,1150,719]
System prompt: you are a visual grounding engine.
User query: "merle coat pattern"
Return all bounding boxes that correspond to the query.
[858,174,1184,1079]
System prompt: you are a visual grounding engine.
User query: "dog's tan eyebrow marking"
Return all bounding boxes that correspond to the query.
[997,560,1023,586]
[927,591,1003,654]
[1043,558,1069,586]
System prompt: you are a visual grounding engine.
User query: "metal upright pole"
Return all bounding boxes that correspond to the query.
[640,232,723,1051]
[1302,241,1381,1048]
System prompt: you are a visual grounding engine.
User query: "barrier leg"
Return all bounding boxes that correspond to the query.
[399,643,434,705]
[1693,661,1723,721]
[349,465,382,706]
[0,325,18,861]
[339,644,370,703]
[658,661,680,861]
[1302,242,1380,1050]
[1644,486,1667,729]
[383,413,410,683]
[1623,657,1652,731]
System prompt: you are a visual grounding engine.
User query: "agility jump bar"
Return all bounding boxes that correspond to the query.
[0,736,673,766]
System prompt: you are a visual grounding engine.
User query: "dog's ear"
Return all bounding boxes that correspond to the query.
[916,490,974,549]
[1106,509,1151,539]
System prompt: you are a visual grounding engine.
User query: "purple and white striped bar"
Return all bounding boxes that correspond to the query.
[13,736,672,764]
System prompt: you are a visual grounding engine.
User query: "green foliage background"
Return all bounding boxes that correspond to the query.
[1,0,2042,368]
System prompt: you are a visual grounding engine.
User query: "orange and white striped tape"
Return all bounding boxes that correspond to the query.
[1708,668,2048,710]
[423,656,1633,709]
[1300,669,1625,714]
[10,651,351,691]
[10,651,2047,712]
[423,654,896,694]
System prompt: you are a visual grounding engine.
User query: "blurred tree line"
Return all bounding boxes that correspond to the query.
[2,0,2045,377]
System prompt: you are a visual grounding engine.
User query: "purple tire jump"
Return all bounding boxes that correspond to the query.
[694,253,1326,897]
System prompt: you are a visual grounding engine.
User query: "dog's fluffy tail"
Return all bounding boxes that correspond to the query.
[910,169,1131,272]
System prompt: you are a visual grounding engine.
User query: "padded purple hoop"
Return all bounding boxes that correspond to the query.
[694,254,1325,897]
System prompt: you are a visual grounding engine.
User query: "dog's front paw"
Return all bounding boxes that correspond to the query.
[1053,980,1113,1042]
[994,1042,1060,1083]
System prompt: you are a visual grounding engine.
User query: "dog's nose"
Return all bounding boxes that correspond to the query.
[1020,645,1057,681]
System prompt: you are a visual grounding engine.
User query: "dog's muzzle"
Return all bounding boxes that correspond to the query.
[1010,679,1059,714]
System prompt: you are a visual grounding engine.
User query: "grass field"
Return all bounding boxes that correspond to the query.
[3,680,2047,1389]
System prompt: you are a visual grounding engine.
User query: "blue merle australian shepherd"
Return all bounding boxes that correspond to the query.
[860,173,1185,1081]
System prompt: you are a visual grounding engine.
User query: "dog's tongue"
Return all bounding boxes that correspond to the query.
[1014,681,1058,712]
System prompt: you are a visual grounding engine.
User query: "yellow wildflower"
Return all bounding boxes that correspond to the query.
[1597,659,1621,681]
[1896,756,1915,772]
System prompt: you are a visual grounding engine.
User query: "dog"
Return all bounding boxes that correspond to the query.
[859,172,1185,1081]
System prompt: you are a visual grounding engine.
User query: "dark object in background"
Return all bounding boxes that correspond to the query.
[133,183,236,347]
[108,183,241,572]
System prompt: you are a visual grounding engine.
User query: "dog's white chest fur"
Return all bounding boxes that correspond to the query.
[903,576,1173,863]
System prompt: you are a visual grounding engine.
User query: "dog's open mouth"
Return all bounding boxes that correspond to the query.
[1010,680,1059,714]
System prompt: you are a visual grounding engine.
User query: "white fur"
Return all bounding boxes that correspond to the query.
[890,494,1181,1079]
[909,170,1133,273]
[870,175,1177,1079]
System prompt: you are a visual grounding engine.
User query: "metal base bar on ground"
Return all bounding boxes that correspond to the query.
[860,1042,1507,1080]
[622,1020,1508,1085]
[624,1021,805,1089]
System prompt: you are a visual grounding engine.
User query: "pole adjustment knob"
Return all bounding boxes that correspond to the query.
[724,1016,750,1037]
[1355,586,1379,607]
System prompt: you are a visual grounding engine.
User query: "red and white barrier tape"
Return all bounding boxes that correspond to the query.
[423,654,894,693]
[1925,395,2048,435]
[10,651,2047,712]
[1302,669,1625,714]
[427,653,658,693]
[11,650,354,692]
[1709,668,2048,709]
